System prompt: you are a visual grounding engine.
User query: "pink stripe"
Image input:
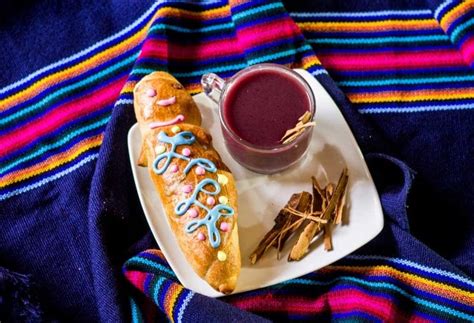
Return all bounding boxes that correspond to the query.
[460,37,474,65]
[124,270,148,288]
[0,77,126,156]
[140,38,239,60]
[236,18,301,48]
[139,18,301,61]
[230,289,429,322]
[318,50,467,71]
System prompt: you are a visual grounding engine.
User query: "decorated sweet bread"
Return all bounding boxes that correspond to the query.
[133,71,241,294]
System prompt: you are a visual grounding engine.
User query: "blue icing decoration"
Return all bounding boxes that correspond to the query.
[184,158,216,174]
[175,178,220,216]
[151,129,235,249]
[185,204,234,248]
[152,131,194,174]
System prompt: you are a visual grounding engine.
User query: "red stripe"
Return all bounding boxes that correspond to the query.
[317,49,467,71]
[0,76,126,156]
[229,289,429,322]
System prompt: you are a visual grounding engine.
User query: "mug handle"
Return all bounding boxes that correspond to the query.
[201,73,225,104]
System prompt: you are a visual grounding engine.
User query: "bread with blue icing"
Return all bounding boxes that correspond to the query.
[133,71,241,294]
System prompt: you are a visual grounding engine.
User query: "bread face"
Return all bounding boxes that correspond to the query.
[133,72,241,294]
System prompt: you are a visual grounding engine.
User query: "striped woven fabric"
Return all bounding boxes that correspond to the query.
[1,0,474,321]
[124,250,474,322]
[291,1,474,114]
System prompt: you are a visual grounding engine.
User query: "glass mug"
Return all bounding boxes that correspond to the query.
[201,63,315,174]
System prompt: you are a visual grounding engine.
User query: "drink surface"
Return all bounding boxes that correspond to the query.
[223,69,310,147]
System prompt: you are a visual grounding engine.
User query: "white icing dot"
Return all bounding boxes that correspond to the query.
[217,174,228,185]
[155,145,166,154]
[218,196,228,204]
[217,251,227,261]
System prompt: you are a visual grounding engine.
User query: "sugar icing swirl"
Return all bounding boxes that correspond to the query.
[152,130,233,249]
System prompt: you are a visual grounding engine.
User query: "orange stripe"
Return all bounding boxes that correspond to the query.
[164,284,183,323]
[440,1,474,31]
[323,265,474,305]
[297,19,439,33]
[0,134,103,188]
[0,12,158,111]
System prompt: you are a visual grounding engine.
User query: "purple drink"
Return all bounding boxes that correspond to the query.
[202,64,315,174]
[223,68,311,147]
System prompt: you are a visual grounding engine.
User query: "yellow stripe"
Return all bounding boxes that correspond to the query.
[324,265,474,304]
[0,5,232,112]
[0,22,151,111]
[158,5,229,20]
[440,1,474,31]
[348,88,474,103]
[165,284,183,323]
[0,134,103,188]
[297,19,439,32]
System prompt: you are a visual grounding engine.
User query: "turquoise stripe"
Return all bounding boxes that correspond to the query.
[150,22,233,33]
[0,52,138,126]
[451,17,474,43]
[0,116,109,176]
[339,74,474,87]
[359,103,474,114]
[233,2,284,21]
[281,276,474,321]
[348,255,474,288]
[247,44,313,65]
[130,257,177,277]
[129,297,143,323]
[132,63,246,78]
[291,10,432,19]
[308,35,448,45]
[0,1,158,95]
[152,276,166,305]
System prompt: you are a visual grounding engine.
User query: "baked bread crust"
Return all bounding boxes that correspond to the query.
[133,72,241,294]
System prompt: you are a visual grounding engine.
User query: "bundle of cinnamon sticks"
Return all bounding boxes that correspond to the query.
[250,168,348,264]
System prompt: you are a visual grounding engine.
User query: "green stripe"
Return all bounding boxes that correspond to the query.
[339,74,474,87]
[0,52,138,126]
[150,22,234,33]
[0,116,110,175]
[308,34,448,45]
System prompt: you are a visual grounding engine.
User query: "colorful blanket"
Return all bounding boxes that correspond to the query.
[0,0,473,321]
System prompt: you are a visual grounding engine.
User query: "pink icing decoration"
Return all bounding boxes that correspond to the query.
[188,208,198,218]
[146,88,156,97]
[182,185,193,193]
[206,197,215,206]
[170,165,179,173]
[197,232,206,241]
[157,96,176,106]
[149,115,184,129]
[182,148,191,157]
[195,166,205,175]
[220,222,230,232]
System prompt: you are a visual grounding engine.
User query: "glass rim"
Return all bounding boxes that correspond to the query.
[217,63,316,153]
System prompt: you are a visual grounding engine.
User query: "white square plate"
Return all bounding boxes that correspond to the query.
[128,69,383,298]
